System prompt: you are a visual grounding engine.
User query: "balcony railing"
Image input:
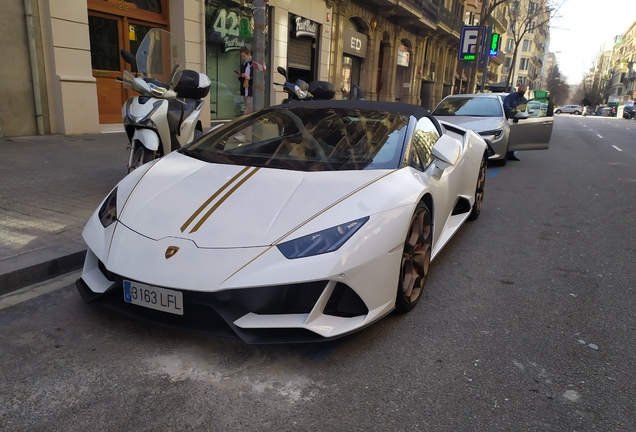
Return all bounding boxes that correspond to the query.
[487,71,498,82]
[439,6,453,28]
[400,0,440,23]
[495,7,508,30]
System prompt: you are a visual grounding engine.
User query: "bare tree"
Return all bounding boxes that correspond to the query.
[467,0,514,93]
[504,0,564,90]
[546,63,568,106]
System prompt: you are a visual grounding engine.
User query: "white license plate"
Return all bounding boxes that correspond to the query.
[123,280,184,315]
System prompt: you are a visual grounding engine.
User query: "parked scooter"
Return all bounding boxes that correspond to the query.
[273,67,336,103]
[118,29,211,172]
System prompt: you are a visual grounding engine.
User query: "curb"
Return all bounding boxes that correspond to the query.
[0,241,87,296]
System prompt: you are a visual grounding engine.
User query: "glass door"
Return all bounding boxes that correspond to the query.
[89,14,125,124]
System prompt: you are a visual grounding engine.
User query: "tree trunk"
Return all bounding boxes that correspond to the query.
[505,40,521,90]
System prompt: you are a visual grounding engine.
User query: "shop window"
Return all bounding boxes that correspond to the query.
[205,1,270,119]
[89,16,120,71]
[128,0,162,13]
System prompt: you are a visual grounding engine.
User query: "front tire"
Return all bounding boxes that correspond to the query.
[395,202,432,314]
[128,145,155,173]
[555,110,562,114]
[468,155,487,221]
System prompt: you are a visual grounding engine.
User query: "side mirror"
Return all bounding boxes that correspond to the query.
[515,111,529,120]
[121,49,136,68]
[167,64,182,90]
[432,134,461,167]
[277,66,288,79]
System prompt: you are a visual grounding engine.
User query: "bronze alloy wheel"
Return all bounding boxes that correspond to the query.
[395,202,432,313]
[468,155,486,221]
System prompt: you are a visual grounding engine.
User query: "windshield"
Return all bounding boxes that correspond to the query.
[182,108,409,172]
[135,29,185,85]
[433,97,504,117]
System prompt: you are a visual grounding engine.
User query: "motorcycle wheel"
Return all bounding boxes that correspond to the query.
[128,145,155,173]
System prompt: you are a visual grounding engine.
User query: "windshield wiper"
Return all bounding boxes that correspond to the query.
[179,148,210,163]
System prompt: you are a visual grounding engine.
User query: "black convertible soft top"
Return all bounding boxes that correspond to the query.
[276,99,443,136]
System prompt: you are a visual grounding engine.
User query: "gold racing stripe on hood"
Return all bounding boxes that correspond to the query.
[180,166,251,233]
[189,167,261,234]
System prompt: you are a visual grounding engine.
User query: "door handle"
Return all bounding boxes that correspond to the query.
[542,121,552,125]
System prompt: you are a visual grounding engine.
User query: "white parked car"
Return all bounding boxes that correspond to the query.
[555,105,582,115]
[76,100,490,343]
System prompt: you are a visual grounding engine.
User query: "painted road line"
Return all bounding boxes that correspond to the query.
[612,145,623,152]
[597,134,603,139]
[0,271,81,310]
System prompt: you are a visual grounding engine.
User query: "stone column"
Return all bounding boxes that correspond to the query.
[364,21,382,101]
[40,0,99,134]
[327,0,347,97]
[403,35,425,106]
[377,24,396,102]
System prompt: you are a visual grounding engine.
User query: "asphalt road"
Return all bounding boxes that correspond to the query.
[2,115,635,431]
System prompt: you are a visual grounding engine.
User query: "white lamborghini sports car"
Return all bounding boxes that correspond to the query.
[76,100,490,343]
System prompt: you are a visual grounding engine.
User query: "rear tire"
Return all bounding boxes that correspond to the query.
[395,202,432,314]
[468,155,487,221]
[574,110,580,115]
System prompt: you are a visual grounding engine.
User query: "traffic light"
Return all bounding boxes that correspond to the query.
[489,33,500,57]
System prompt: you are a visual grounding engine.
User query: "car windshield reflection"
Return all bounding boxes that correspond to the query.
[181,108,409,172]
[432,97,504,117]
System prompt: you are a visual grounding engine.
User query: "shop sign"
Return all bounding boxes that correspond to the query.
[294,15,318,38]
[343,29,367,58]
[209,7,253,52]
[397,45,410,67]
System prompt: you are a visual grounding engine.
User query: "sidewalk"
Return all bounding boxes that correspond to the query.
[0,132,129,295]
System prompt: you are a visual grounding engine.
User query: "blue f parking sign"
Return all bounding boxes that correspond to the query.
[459,26,487,61]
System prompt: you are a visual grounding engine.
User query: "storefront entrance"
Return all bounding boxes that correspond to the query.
[287,15,320,84]
[88,0,168,124]
[205,0,270,119]
[341,23,367,98]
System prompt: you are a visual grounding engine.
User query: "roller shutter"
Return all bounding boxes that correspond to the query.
[287,37,312,70]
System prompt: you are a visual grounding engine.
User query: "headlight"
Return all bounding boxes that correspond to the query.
[98,188,118,228]
[277,217,369,259]
[294,85,309,100]
[148,83,167,98]
[478,128,503,139]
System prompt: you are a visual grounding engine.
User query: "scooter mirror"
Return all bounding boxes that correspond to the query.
[167,64,183,90]
[277,66,288,79]
[121,49,136,68]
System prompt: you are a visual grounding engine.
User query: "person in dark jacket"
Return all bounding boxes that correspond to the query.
[235,47,253,114]
[502,84,528,161]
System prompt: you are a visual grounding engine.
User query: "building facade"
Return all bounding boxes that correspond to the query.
[500,0,549,91]
[457,0,507,92]
[607,20,636,104]
[327,0,466,110]
[1,0,469,138]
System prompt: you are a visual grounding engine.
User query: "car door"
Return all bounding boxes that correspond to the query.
[508,98,553,151]
[408,117,465,254]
